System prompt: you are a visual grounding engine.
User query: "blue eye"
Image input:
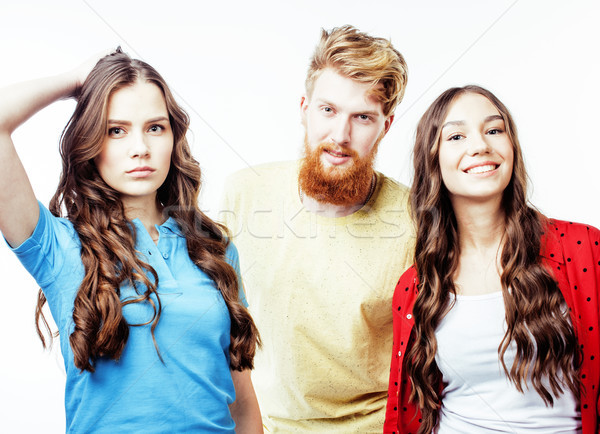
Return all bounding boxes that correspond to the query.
[487,128,503,135]
[449,134,463,141]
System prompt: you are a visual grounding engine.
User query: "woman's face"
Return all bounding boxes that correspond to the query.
[95,80,174,208]
[438,92,514,205]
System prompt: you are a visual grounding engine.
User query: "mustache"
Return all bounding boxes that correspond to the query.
[299,139,376,206]
[316,142,359,159]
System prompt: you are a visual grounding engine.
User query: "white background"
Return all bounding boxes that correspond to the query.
[1,1,599,431]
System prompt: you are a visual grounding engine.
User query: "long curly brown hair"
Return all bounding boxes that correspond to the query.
[407,85,580,433]
[35,50,259,373]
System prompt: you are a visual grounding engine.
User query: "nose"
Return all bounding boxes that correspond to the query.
[467,133,492,156]
[128,132,150,158]
[330,117,351,146]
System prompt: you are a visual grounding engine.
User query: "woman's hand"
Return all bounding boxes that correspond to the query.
[67,48,115,97]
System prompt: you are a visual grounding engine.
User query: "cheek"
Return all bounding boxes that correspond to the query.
[439,165,453,189]
[437,147,459,188]
[160,142,175,169]
[504,151,515,188]
[94,149,112,177]
[506,147,515,171]
[368,123,387,145]
[438,146,453,173]
[306,112,328,137]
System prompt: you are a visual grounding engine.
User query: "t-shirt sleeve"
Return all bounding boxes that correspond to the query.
[224,241,248,307]
[8,201,72,288]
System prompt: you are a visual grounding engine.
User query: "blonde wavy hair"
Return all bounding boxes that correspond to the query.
[305,25,408,117]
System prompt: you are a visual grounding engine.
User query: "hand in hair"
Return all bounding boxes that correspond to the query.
[69,48,117,96]
[0,50,110,247]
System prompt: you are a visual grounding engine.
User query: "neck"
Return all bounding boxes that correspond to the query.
[122,195,166,239]
[452,195,506,254]
[300,173,376,218]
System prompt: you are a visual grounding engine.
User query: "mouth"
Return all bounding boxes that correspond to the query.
[324,148,351,158]
[464,164,498,174]
[127,167,156,177]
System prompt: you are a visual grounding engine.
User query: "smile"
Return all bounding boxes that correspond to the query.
[465,164,498,174]
[324,149,350,158]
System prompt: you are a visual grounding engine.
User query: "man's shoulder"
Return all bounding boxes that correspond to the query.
[378,173,410,193]
[373,172,411,207]
[225,161,298,191]
[222,161,298,211]
[225,160,297,189]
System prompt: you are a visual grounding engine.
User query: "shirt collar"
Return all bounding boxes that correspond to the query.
[130,216,183,237]
[540,220,565,265]
[157,217,183,236]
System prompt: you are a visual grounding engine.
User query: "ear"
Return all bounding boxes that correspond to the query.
[300,95,308,127]
[383,114,394,135]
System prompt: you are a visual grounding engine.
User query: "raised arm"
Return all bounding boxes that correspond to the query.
[0,56,99,247]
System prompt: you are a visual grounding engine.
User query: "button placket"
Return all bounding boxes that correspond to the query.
[155,227,170,260]
[148,230,177,289]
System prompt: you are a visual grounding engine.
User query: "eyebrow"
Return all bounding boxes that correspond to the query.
[441,115,503,130]
[107,116,170,125]
[316,98,381,117]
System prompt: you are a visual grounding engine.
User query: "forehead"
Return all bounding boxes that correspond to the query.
[106,80,167,118]
[443,93,501,124]
[310,68,384,113]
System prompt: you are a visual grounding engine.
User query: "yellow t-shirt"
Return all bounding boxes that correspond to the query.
[220,161,414,433]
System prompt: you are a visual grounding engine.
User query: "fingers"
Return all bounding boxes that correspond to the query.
[73,48,116,88]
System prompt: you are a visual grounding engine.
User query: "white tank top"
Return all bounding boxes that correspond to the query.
[434,291,581,433]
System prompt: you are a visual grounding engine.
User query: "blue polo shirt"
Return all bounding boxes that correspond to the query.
[11,202,246,433]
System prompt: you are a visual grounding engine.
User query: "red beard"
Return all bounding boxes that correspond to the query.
[298,136,378,206]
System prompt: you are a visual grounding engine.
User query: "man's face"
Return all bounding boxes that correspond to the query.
[301,68,392,169]
[298,68,393,205]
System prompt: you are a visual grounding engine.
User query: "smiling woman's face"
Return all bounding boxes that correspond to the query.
[438,92,514,206]
[95,80,174,207]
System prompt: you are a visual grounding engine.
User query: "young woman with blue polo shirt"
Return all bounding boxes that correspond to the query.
[0,50,262,433]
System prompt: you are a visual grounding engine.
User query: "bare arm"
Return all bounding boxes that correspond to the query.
[0,55,101,247]
[229,369,263,433]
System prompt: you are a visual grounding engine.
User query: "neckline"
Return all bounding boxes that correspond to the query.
[131,216,181,236]
[290,160,381,225]
[454,290,503,301]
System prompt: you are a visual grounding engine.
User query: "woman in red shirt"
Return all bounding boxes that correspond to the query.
[385,85,599,433]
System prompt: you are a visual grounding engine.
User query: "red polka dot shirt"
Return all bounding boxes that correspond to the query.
[384,220,600,434]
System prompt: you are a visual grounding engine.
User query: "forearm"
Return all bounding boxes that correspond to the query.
[0,72,77,135]
[230,370,263,433]
[0,51,107,247]
[0,58,92,246]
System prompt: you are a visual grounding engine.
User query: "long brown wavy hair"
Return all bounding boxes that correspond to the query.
[35,50,259,373]
[407,85,580,433]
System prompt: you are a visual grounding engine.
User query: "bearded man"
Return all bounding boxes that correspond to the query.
[221,25,413,433]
